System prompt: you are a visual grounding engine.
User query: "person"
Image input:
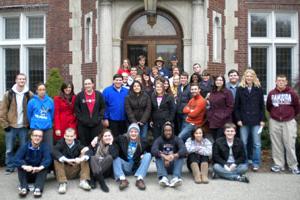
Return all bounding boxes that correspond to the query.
[192,63,202,75]
[141,72,154,96]
[212,123,249,183]
[154,56,169,79]
[0,73,33,174]
[267,74,300,174]
[169,66,181,88]
[178,83,206,142]
[206,75,234,140]
[103,74,129,137]
[163,78,173,96]
[52,128,91,194]
[53,82,77,142]
[14,129,52,197]
[150,66,160,82]
[169,55,179,71]
[136,55,150,75]
[190,73,201,84]
[199,70,213,99]
[27,83,54,150]
[128,66,138,86]
[185,127,212,183]
[170,74,180,98]
[74,78,105,146]
[151,122,187,188]
[125,80,151,141]
[226,69,240,100]
[113,123,152,191]
[150,81,175,139]
[117,58,131,76]
[88,129,118,192]
[234,69,265,171]
[121,72,130,89]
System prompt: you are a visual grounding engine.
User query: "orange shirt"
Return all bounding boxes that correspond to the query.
[183,94,206,126]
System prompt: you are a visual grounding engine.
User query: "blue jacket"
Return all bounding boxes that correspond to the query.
[27,95,54,130]
[103,85,128,121]
[14,142,52,168]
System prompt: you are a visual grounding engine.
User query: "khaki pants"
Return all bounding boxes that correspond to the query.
[54,160,90,183]
[269,118,298,169]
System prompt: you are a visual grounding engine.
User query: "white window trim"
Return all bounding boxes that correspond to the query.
[213,11,222,63]
[84,12,93,63]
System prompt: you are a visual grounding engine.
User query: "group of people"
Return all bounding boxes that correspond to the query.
[0,54,299,198]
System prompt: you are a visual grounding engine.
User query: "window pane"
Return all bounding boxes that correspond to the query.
[251,14,267,37]
[128,45,148,67]
[276,15,291,37]
[251,47,267,93]
[29,48,44,90]
[5,49,20,89]
[28,16,44,38]
[276,48,292,83]
[156,45,178,70]
[5,17,20,39]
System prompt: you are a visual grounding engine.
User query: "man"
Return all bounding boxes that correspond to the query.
[192,63,202,75]
[103,74,129,137]
[169,55,180,72]
[74,78,105,146]
[52,128,91,194]
[267,74,300,174]
[14,129,52,197]
[226,69,240,100]
[0,73,33,174]
[151,122,187,188]
[154,56,170,79]
[136,55,150,75]
[212,123,249,183]
[128,66,138,86]
[178,83,206,141]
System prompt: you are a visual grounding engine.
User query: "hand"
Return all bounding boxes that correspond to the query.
[81,147,89,154]
[90,137,98,147]
[32,166,44,173]
[205,93,210,100]
[150,121,154,128]
[164,160,170,168]
[74,157,83,164]
[260,121,265,127]
[102,119,109,128]
[237,121,243,127]
[137,122,144,126]
[55,130,61,136]
[224,164,231,172]
[66,159,76,166]
[4,126,11,132]
[229,163,237,171]
[22,165,33,172]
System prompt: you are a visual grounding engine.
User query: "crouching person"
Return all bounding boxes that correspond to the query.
[185,127,212,184]
[151,122,187,188]
[113,123,151,191]
[14,129,52,198]
[212,123,249,183]
[52,128,91,194]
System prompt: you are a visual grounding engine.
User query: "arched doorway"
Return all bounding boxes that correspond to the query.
[122,9,183,69]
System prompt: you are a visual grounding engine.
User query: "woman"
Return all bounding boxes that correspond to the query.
[54,82,77,141]
[199,70,213,99]
[164,78,173,96]
[27,83,54,149]
[88,129,118,192]
[170,74,180,98]
[150,81,175,139]
[125,81,151,141]
[185,127,212,184]
[190,73,201,84]
[206,75,234,140]
[234,69,265,171]
[150,66,160,82]
[142,72,154,96]
[117,58,131,76]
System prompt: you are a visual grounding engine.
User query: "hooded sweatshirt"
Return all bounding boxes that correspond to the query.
[12,84,29,127]
[27,94,54,130]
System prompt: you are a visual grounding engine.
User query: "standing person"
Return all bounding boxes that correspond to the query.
[170,74,180,98]
[154,56,170,79]
[226,69,240,100]
[141,72,154,96]
[54,82,77,142]
[128,66,138,86]
[74,78,105,146]
[163,78,173,96]
[192,63,202,76]
[136,55,150,75]
[190,73,201,84]
[14,129,52,197]
[235,69,265,171]
[0,73,33,174]
[150,66,160,83]
[121,72,130,89]
[199,70,213,99]
[117,58,131,76]
[150,81,175,140]
[113,123,152,191]
[206,75,234,140]
[212,123,249,183]
[27,83,54,150]
[151,122,187,188]
[103,74,129,137]
[125,80,151,141]
[169,66,180,88]
[185,127,212,184]
[267,74,300,174]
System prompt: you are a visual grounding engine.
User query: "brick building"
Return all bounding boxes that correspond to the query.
[0,0,299,98]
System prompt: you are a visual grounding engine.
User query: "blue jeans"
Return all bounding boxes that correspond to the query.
[113,153,151,179]
[155,158,184,178]
[139,123,148,141]
[5,127,28,170]
[178,122,195,142]
[240,125,261,167]
[213,163,248,180]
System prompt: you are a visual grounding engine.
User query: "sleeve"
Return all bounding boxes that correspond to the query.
[185,138,197,153]
[224,90,234,119]
[151,138,161,158]
[259,88,266,122]
[292,90,300,116]
[182,101,191,114]
[266,91,273,113]
[53,97,61,131]
[125,96,137,123]
[0,92,9,128]
[74,94,87,124]
[212,141,226,165]
[198,139,212,157]
[108,143,119,159]
[40,145,52,168]
[52,140,64,160]
[167,95,176,122]
[27,100,33,125]
[50,98,55,122]
[235,142,246,165]
[98,92,106,120]
[176,137,187,158]
[140,95,152,124]
[14,145,27,168]
[103,89,110,120]
[188,98,206,118]
[234,87,242,122]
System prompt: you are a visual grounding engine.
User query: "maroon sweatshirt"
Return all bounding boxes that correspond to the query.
[266,86,300,121]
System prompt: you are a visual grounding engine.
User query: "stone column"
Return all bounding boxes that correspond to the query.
[191,0,205,68]
[99,0,113,89]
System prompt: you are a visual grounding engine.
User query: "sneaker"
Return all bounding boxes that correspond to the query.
[58,183,67,194]
[158,176,169,187]
[236,175,249,183]
[119,179,129,190]
[136,179,146,190]
[79,180,91,191]
[18,188,28,197]
[290,167,300,175]
[33,188,42,198]
[252,166,259,172]
[271,165,285,173]
[5,168,14,175]
[169,177,182,188]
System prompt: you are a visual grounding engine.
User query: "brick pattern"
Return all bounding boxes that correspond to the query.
[0,0,47,6]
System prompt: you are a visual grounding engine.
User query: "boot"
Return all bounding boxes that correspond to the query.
[190,162,201,184]
[98,173,109,192]
[201,162,209,184]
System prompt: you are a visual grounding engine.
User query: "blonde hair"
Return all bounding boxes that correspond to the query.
[239,69,261,88]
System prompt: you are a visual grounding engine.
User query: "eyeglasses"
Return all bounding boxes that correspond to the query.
[32,135,43,138]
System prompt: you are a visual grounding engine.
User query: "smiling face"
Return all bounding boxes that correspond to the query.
[276,76,288,91]
[164,80,170,90]
[245,72,254,86]
[133,82,141,93]
[173,75,180,86]
[215,76,224,88]
[15,74,26,88]
[139,58,146,66]
[163,125,173,139]
[113,77,123,89]
[36,84,46,98]
[224,127,236,141]
[84,79,94,93]
[102,131,113,145]
[64,129,76,145]
[123,59,130,69]
[64,84,72,95]
[190,85,200,97]
[228,72,239,84]
[193,64,201,74]
[180,75,188,85]
[31,130,43,146]
[193,128,203,142]
[129,128,139,141]
[155,82,164,95]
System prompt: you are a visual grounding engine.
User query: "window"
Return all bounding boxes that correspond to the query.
[249,11,298,93]
[0,13,46,97]
[84,12,93,63]
[213,11,222,63]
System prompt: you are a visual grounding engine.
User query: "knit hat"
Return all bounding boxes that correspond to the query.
[127,123,140,134]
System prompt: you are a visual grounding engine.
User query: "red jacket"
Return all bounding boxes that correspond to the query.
[53,95,77,141]
[183,94,206,126]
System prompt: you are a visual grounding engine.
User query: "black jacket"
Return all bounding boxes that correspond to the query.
[52,139,84,160]
[151,93,175,124]
[234,86,265,125]
[176,84,191,114]
[74,90,105,127]
[213,137,246,165]
[86,142,119,159]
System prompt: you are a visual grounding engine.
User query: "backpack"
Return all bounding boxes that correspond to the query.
[7,89,31,111]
